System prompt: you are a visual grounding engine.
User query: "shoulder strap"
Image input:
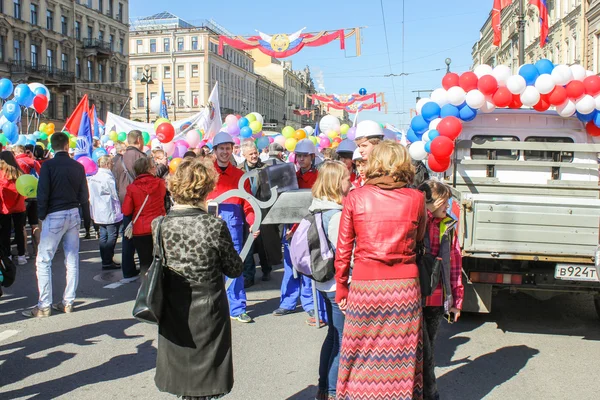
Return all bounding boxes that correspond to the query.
[120,157,135,183]
[320,209,341,249]
[133,195,149,225]
[154,216,166,261]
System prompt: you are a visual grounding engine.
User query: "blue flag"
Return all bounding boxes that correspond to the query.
[159,83,169,119]
[74,110,93,160]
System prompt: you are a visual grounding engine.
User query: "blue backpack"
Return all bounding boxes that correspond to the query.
[289,209,340,282]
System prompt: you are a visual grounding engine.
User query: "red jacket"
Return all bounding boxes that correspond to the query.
[335,185,426,303]
[122,174,166,236]
[0,173,26,214]
[15,153,41,175]
[207,161,255,226]
[296,168,318,189]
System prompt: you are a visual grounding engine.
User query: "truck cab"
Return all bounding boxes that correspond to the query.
[449,109,600,318]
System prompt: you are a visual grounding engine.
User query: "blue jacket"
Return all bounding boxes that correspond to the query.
[37,152,89,220]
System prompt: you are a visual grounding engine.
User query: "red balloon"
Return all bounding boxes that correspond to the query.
[459,72,479,92]
[548,85,568,106]
[437,116,463,140]
[566,80,585,100]
[156,122,175,143]
[477,75,498,96]
[442,73,460,90]
[428,155,451,173]
[235,114,242,119]
[492,87,512,108]
[584,75,600,96]
[585,121,600,137]
[533,94,551,112]
[430,136,455,160]
[509,94,523,109]
[33,94,48,114]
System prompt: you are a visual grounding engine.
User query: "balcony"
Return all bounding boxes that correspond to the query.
[9,60,75,84]
[83,39,113,58]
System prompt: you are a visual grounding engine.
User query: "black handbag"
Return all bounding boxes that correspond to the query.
[132,216,165,324]
[416,231,442,298]
[0,248,17,288]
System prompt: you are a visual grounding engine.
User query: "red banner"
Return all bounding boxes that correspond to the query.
[312,93,377,107]
[327,102,382,113]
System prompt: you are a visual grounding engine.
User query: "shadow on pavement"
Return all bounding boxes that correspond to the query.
[437,345,539,400]
[285,384,319,400]
[0,318,150,397]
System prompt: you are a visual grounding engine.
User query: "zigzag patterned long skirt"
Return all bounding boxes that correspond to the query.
[336,278,423,400]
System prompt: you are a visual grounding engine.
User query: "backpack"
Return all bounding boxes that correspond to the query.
[0,248,17,288]
[289,209,340,283]
[416,228,442,298]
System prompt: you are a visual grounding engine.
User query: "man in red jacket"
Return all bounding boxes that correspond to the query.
[206,132,257,324]
[14,145,42,255]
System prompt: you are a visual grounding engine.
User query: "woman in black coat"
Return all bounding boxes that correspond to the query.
[152,157,243,400]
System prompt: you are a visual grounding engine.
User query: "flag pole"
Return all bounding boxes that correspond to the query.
[518,0,525,65]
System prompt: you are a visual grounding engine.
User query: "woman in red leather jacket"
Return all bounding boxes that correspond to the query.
[334,141,426,400]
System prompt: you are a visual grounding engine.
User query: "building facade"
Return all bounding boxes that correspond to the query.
[256,74,285,128]
[129,14,258,122]
[472,0,588,73]
[0,0,130,126]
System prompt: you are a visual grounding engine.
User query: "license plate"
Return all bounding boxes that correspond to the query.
[554,264,599,282]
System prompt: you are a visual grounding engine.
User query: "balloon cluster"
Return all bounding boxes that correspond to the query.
[272,114,348,152]
[220,112,272,151]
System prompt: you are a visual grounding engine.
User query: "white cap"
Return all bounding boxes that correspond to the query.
[352,148,363,161]
[355,120,384,140]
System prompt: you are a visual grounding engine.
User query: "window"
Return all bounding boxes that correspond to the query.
[177,91,185,107]
[150,91,157,100]
[150,39,156,53]
[99,0,103,13]
[0,36,5,62]
[191,64,198,77]
[137,93,144,108]
[164,92,171,106]
[87,26,93,39]
[30,44,38,67]
[14,0,21,20]
[136,66,143,78]
[108,0,113,17]
[120,66,126,84]
[192,90,199,107]
[46,10,53,31]
[177,37,184,51]
[164,38,170,52]
[46,49,54,70]
[61,15,67,35]
[87,60,93,81]
[30,4,38,25]
[63,95,70,119]
[109,66,114,82]
[471,136,520,161]
[119,38,124,54]
[164,66,171,78]
[109,34,114,51]
[118,3,123,22]
[76,57,81,78]
[75,21,81,40]
[87,0,92,7]
[13,40,20,61]
[98,63,104,82]
[177,65,184,78]
[191,36,198,50]
[150,66,157,77]
[136,39,143,53]
[61,53,67,70]
[524,137,574,162]
[99,30,104,42]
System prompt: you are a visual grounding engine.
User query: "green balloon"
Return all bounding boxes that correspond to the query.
[16,175,39,198]
[117,131,127,142]
[39,132,48,140]
[0,134,7,146]
[142,131,150,145]
[63,131,71,138]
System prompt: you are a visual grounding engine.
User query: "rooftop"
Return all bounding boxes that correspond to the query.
[129,12,234,37]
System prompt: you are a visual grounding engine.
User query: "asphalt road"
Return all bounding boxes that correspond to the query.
[1,233,599,400]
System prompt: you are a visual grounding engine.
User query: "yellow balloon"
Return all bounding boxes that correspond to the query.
[309,136,318,145]
[39,123,47,132]
[340,124,350,134]
[327,130,339,139]
[282,126,295,139]
[69,136,77,148]
[36,142,45,149]
[285,137,298,152]
[246,113,257,123]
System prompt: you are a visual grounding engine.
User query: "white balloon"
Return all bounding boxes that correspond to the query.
[534,74,555,95]
[474,64,494,78]
[422,130,432,142]
[492,65,512,87]
[587,70,596,77]
[595,95,600,111]
[465,89,485,109]
[430,89,449,107]
[304,126,314,135]
[151,138,163,149]
[132,72,139,81]
[28,82,51,102]
[105,140,114,147]
[150,96,161,114]
[416,97,431,114]
[570,64,586,82]
[551,65,573,86]
[507,75,527,95]
[428,118,442,130]
[408,141,428,161]
[480,97,497,113]
[319,114,341,133]
[520,86,540,107]
[556,100,576,117]
[250,112,264,125]
[447,86,466,106]
[575,95,595,115]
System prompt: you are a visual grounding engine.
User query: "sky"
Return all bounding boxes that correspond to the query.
[129,0,494,129]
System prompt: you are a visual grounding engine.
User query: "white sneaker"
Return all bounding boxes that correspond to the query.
[119,276,140,284]
[16,256,27,265]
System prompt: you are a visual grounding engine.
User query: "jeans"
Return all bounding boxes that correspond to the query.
[133,235,154,278]
[0,212,26,256]
[318,290,345,396]
[36,208,80,308]
[98,222,121,266]
[423,306,444,400]
[120,215,138,278]
[242,232,272,282]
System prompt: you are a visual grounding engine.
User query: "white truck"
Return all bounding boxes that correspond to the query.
[450,109,600,318]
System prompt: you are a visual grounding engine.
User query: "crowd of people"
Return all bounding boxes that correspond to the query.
[0,119,464,400]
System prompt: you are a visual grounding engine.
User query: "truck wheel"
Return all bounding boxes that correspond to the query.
[595,295,600,321]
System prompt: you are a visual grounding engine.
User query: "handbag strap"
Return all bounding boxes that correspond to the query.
[133,195,149,225]
[121,157,135,183]
[153,216,166,262]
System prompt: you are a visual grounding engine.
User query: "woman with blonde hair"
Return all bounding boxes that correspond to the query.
[0,151,27,265]
[335,141,427,400]
[152,157,243,400]
[310,160,352,400]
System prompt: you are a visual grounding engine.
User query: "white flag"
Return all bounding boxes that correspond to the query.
[200,81,222,142]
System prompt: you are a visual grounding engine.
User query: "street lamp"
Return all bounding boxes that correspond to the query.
[445,58,452,73]
[140,64,154,123]
[242,97,247,114]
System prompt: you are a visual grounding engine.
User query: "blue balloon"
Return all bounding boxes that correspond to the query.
[26,139,36,146]
[535,59,555,75]
[92,148,108,162]
[421,102,441,122]
[100,135,110,144]
[2,100,20,122]
[14,84,34,107]
[459,105,478,122]
[406,128,421,143]
[206,142,213,150]
[16,134,27,146]
[424,141,432,153]
[428,129,440,141]
[519,64,540,86]
[410,115,429,135]
[240,126,253,139]
[576,110,596,123]
[33,86,49,97]
[2,122,18,143]
[593,111,600,128]
[256,136,270,150]
[0,78,13,100]
[359,88,367,95]
[440,104,460,118]
[238,117,249,129]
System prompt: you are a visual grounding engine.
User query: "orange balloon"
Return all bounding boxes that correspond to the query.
[169,157,183,174]
[294,129,307,140]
